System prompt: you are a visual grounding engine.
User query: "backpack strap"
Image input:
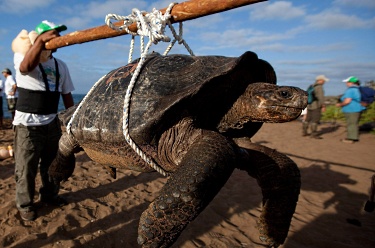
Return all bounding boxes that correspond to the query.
[38,58,60,92]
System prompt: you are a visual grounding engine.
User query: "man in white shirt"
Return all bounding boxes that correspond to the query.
[0,78,3,128]
[13,20,75,221]
[2,68,18,120]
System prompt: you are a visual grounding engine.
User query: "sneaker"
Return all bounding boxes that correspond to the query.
[41,196,68,207]
[19,209,37,221]
[341,139,355,144]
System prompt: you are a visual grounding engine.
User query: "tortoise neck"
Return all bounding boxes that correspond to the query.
[217,96,254,133]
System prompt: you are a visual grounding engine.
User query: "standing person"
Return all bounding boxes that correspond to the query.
[2,68,18,120]
[336,76,365,144]
[12,20,75,221]
[302,75,329,139]
[0,78,3,129]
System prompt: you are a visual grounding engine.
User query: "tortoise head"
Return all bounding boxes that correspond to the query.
[218,83,307,132]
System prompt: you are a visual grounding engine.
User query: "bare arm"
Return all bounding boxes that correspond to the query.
[19,30,60,74]
[336,98,352,107]
[61,93,74,109]
[8,84,17,96]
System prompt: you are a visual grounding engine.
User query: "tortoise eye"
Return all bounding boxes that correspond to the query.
[279,90,292,98]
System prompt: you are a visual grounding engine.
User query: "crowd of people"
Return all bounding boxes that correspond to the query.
[301,74,369,144]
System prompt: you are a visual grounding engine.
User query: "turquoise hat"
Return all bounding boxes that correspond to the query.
[35,20,67,35]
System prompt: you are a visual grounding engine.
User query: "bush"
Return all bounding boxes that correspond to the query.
[360,102,375,124]
[321,102,375,131]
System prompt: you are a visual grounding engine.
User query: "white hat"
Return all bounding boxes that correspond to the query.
[315,75,329,82]
[342,76,359,83]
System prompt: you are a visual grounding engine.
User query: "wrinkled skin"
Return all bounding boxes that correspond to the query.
[49,51,307,248]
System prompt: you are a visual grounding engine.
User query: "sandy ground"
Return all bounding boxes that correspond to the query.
[0,118,374,248]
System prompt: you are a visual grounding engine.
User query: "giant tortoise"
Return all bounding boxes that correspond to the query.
[49,51,307,247]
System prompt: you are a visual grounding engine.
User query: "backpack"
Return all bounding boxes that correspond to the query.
[359,86,375,106]
[307,84,316,104]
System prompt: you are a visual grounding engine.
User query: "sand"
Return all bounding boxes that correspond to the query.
[0,118,374,248]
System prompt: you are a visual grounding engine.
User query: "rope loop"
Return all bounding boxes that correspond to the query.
[81,2,195,177]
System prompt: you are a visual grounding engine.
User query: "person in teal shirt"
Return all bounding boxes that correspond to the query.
[336,76,365,143]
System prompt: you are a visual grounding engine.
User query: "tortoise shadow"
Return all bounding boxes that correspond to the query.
[9,149,375,248]
[10,164,161,248]
[283,163,375,248]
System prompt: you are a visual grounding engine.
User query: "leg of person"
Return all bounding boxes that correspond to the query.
[39,117,66,206]
[344,112,360,142]
[8,98,17,120]
[14,125,43,221]
[302,109,311,136]
[7,98,15,120]
[310,109,322,139]
[302,122,309,136]
[0,96,3,129]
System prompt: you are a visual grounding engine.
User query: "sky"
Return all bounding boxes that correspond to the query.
[0,0,374,95]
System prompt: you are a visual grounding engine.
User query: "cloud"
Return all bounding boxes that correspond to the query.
[149,0,179,10]
[0,0,55,13]
[334,0,375,8]
[59,0,186,32]
[250,1,305,20]
[56,1,149,30]
[261,42,353,53]
[304,10,371,29]
[0,28,7,37]
[197,26,301,53]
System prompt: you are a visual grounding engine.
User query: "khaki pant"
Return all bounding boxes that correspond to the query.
[7,98,17,112]
[344,112,361,141]
[302,108,322,137]
[14,117,62,211]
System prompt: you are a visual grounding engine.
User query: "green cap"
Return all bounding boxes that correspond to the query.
[35,20,67,35]
[342,76,359,83]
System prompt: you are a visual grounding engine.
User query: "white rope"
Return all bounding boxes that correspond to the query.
[105,6,173,45]
[164,22,195,56]
[71,2,193,177]
[67,74,106,134]
[105,3,182,177]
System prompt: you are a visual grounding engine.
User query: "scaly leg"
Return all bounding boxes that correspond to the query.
[48,132,82,184]
[137,131,236,247]
[235,138,300,247]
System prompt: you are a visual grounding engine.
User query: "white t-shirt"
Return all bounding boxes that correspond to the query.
[4,74,18,99]
[13,53,75,126]
[0,80,3,97]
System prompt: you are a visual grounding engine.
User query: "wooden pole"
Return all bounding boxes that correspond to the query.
[46,0,266,50]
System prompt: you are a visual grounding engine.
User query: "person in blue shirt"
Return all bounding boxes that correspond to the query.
[336,76,365,143]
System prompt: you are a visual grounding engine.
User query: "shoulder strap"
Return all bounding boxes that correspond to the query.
[54,58,60,91]
[38,64,50,91]
[38,58,59,92]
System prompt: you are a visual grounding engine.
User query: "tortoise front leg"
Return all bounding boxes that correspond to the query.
[137,131,236,248]
[48,132,82,184]
[234,138,301,248]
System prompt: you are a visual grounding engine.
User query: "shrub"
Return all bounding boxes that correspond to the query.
[321,102,375,132]
[360,101,375,124]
